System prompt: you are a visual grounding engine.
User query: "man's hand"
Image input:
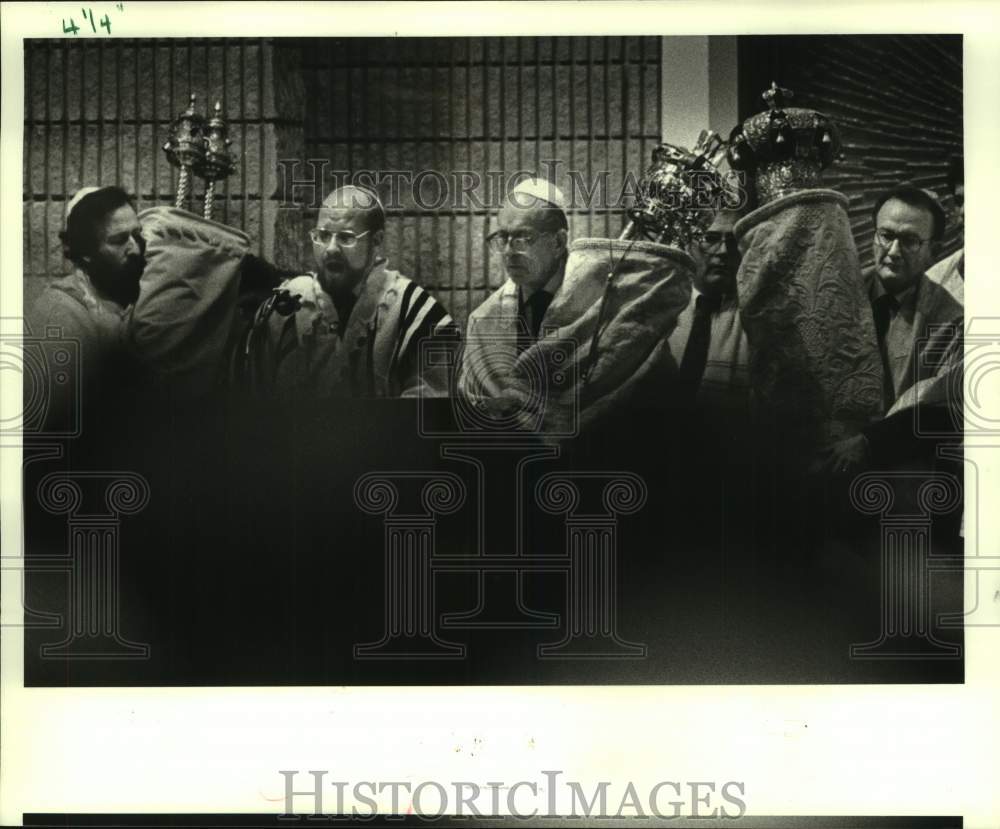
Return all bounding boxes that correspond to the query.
[812,433,871,476]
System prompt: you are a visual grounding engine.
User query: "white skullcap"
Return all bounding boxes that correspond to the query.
[509,177,567,210]
[65,186,110,224]
[322,184,385,214]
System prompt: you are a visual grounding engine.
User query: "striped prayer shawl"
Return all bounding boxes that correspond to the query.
[233,266,458,398]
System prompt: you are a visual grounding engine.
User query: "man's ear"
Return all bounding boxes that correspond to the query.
[373,229,385,249]
[554,228,568,251]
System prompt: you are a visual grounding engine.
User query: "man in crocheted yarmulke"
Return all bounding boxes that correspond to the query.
[236,185,459,398]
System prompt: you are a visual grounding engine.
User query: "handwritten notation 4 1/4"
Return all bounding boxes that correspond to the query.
[62,4,124,36]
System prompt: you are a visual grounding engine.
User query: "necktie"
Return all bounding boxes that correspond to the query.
[678,293,719,394]
[872,292,897,345]
[517,289,553,353]
[872,292,899,408]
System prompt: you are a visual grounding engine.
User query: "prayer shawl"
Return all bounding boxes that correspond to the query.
[459,238,693,435]
[733,189,884,452]
[237,263,458,398]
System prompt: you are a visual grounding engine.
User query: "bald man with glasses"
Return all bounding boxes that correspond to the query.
[236,185,459,398]
[457,178,570,401]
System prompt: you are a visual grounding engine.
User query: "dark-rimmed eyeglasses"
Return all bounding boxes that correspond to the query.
[308,228,371,248]
[486,230,551,253]
[874,228,930,253]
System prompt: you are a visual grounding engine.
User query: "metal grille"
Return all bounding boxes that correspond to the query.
[298,36,662,327]
[23,38,277,309]
[738,35,964,275]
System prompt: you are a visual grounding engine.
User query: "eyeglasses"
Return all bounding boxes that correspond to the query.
[486,230,551,253]
[874,228,930,253]
[697,231,736,251]
[308,228,371,248]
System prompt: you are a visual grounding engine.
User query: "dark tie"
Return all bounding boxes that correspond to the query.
[678,293,719,394]
[872,292,899,407]
[872,292,898,346]
[517,289,553,353]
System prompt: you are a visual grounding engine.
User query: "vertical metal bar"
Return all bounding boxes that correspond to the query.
[550,36,557,231]
[603,38,611,239]
[465,38,472,316]
[620,36,628,234]
[96,41,104,187]
[654,37,661,161]
[481,37,489,291]
[62,40,70,223]
[25,43,33,281]
[152,41,159,205]
[639,36,648,178]
[134,41,140,209]
[240,40,247,232]
[169,40,175,205]
[258,39,266,254]
[516,38,523,178]
[115,41,123,190]
[465,37,472,308]
[346,38,354,188]
[534,37,541,190]
[430,41,439,290]
[221,38,229,224]
[447,39,456,323]
[585,38,593,238]
[43,41,51,278]
[499,37,506,199]
[568,38,575,240]
[204,39,212,219]
[79,42,87,201]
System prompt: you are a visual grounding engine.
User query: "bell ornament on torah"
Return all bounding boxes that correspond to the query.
[727,81,842,207]
[163,95,237,220]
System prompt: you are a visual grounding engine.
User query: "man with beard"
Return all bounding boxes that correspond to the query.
[237,185,458,397]
[667,208,749,416]
[30,186,146,427]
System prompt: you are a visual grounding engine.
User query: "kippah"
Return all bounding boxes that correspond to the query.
[509,177,567,210]
[65,186,110,224]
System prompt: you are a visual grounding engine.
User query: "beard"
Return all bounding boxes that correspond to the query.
[317,250,371,299]
[87,254,145,307]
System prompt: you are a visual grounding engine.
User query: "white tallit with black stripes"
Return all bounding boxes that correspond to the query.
[234,260,458,398]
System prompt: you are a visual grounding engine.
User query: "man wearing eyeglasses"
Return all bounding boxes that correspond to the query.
[667,208,749,415]
[457,178,569,400]
[236,185,458,397]
[818,185,963,474]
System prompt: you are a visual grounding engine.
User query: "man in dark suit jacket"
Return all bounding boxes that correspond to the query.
[819,185,963,474]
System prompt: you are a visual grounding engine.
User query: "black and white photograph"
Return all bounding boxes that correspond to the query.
[1,1,998,826]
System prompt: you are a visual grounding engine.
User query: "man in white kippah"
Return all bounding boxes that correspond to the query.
[236,184,459,397]
[458,177,570,401]
[29,185,147,427]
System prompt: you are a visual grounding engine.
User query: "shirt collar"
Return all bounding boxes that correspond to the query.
[872,273,920,313]
[691,285,733,311]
